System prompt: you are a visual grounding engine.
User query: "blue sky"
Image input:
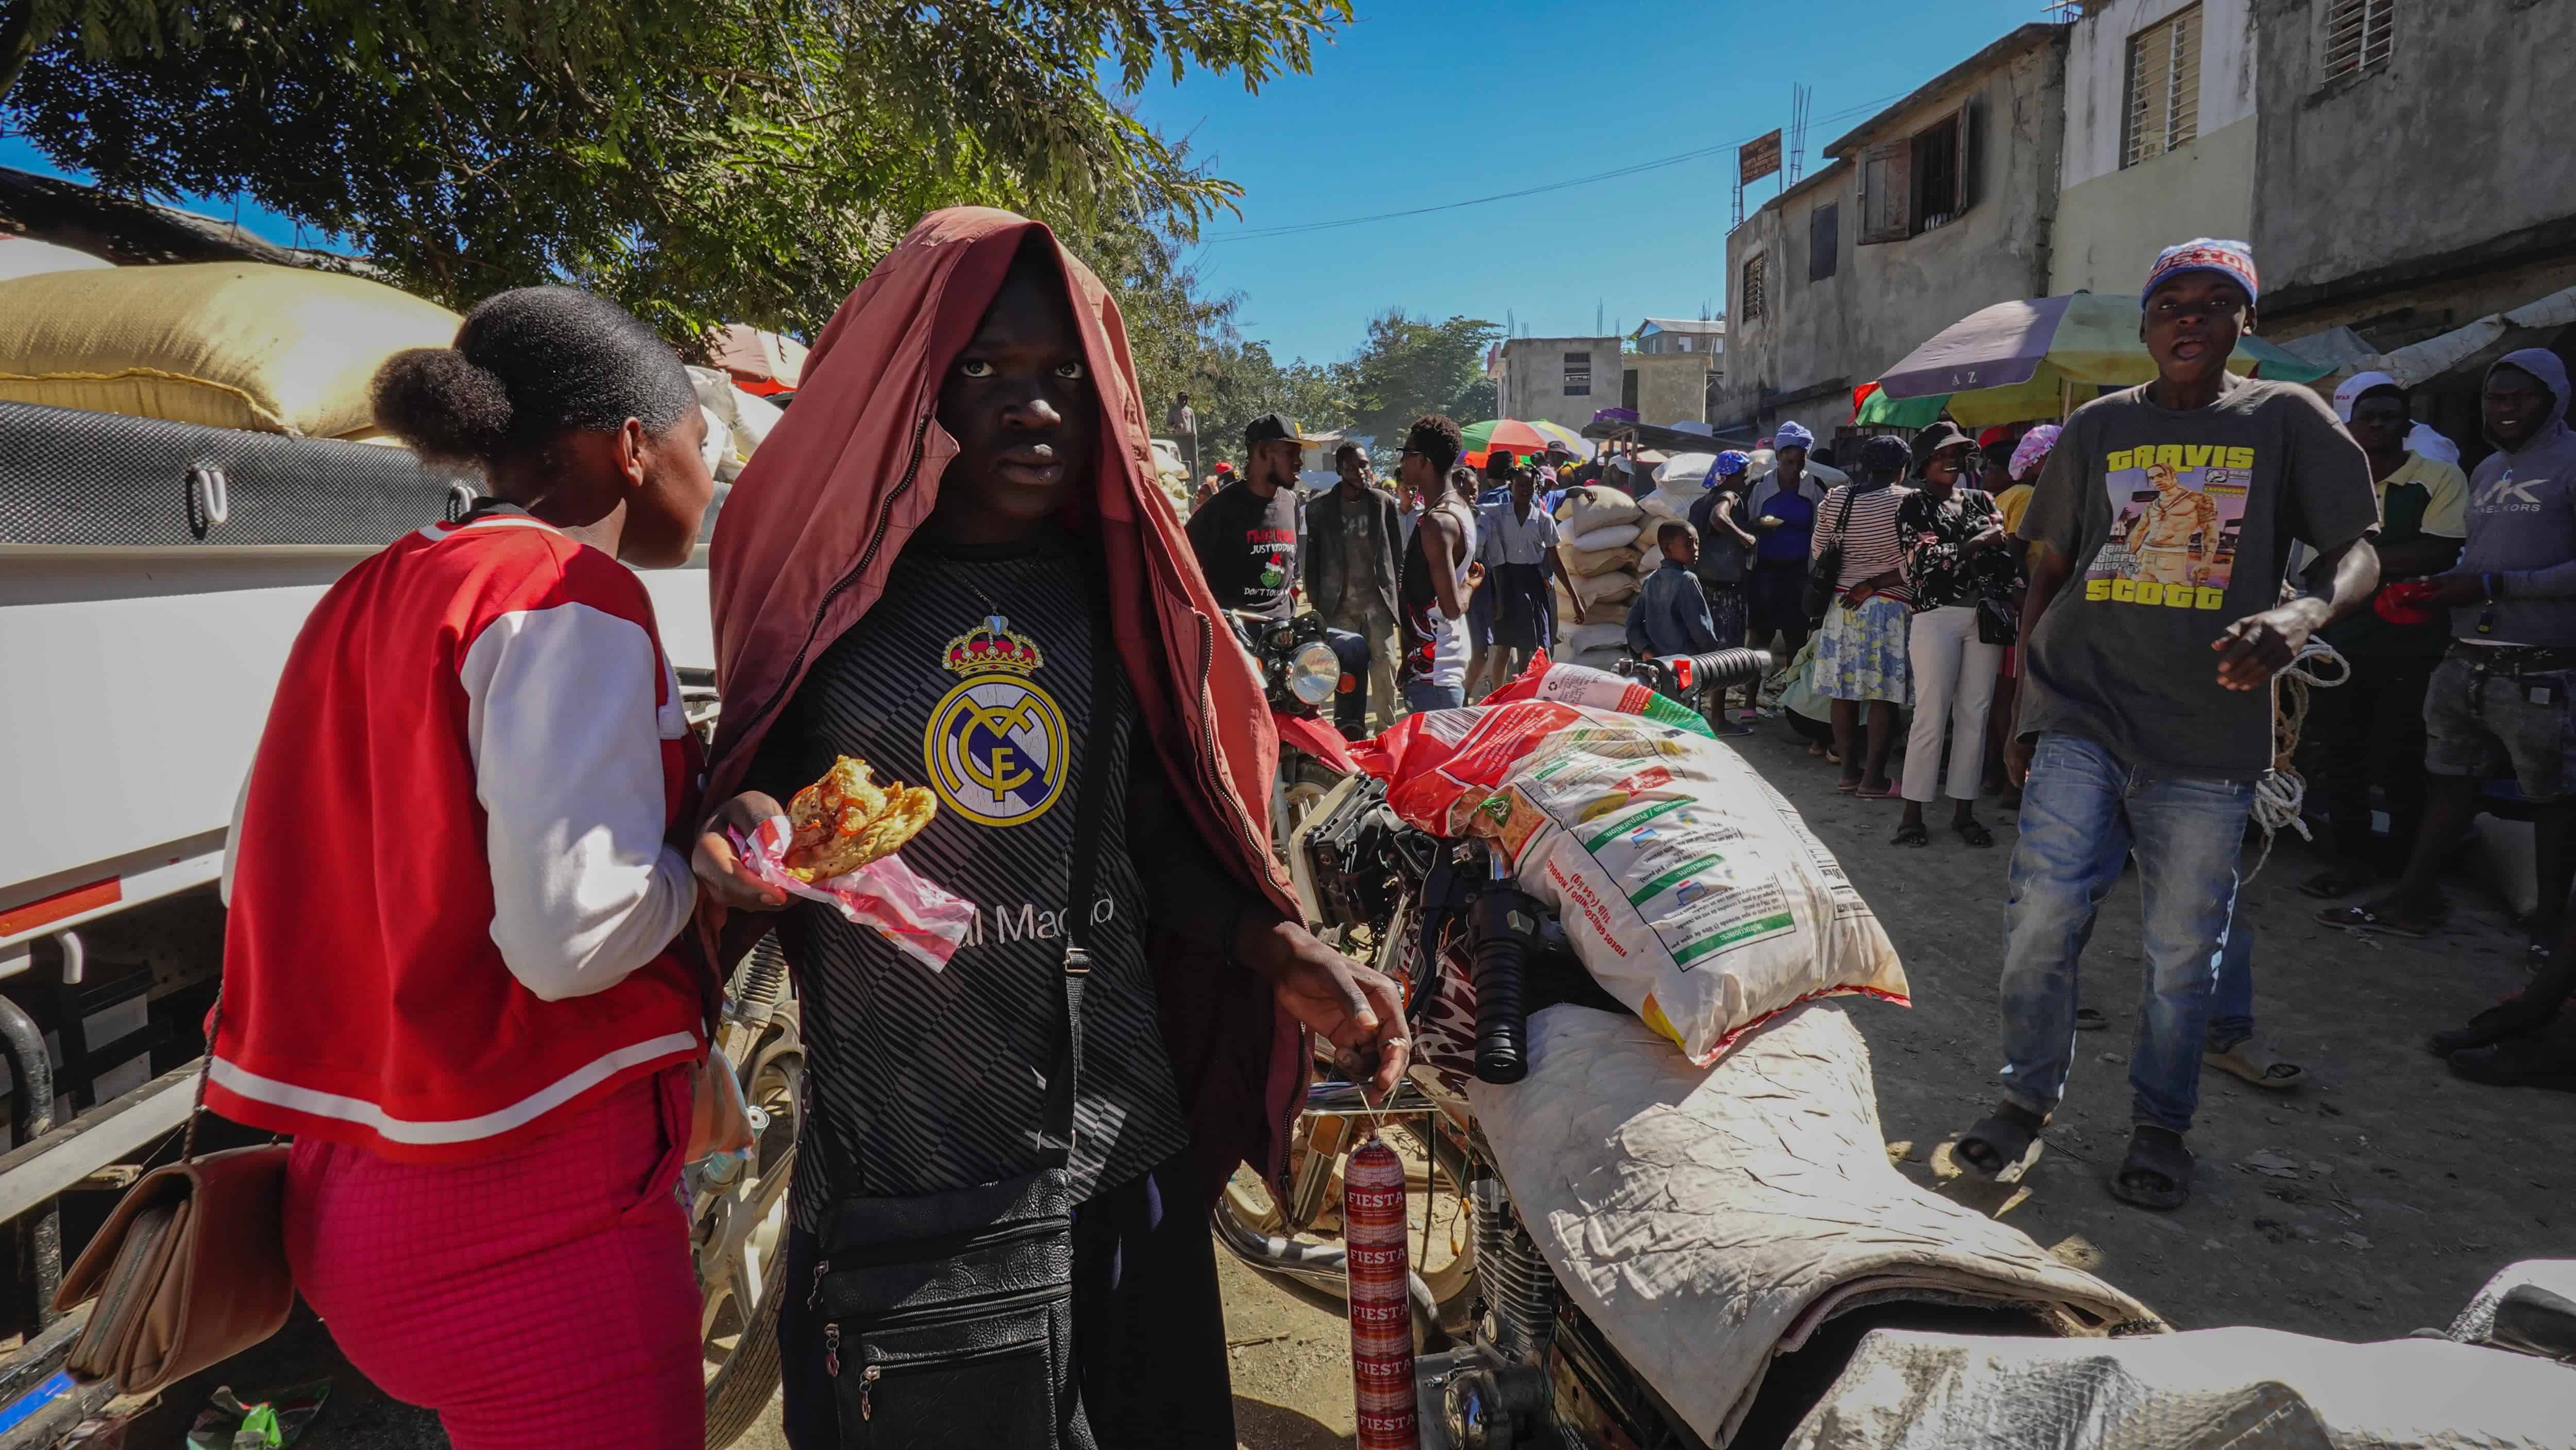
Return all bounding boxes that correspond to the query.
[1139,0,2059,363]
[5,0,2055,362]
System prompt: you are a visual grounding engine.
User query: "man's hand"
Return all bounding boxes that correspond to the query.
[1238,917,1410,1103]
[2418,572,2485,606]
[2005,733,2035,787]
[2212,598,2330,691]
[692,791,791,912]
[1570,599,1590,626]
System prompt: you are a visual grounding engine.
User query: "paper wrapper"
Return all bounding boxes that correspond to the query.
[731,817,975,971]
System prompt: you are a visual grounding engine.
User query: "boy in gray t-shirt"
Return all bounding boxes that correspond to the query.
[1956,239,2380,1211]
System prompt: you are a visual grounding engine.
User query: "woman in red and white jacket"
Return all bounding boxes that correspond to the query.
[214,287,730,1449]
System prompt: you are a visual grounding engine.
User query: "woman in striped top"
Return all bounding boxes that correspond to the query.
[1811,433,1919,795]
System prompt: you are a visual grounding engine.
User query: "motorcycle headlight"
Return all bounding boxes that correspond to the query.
[1287,640,1341,706]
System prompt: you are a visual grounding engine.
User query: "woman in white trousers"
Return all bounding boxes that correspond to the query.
[1891,423,2012,848]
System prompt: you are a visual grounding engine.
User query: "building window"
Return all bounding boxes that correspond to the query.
[2122,3,2201,167]
[1808,203,1839,281]
[1740,254,1768,322]
[1858,99,1976,245]
[1563,350,1592,397]
[2323,0,2395,78]
[1912,116,1961,230]
[1622,368,1640,412]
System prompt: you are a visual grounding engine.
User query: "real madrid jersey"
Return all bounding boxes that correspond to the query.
[751,529,1193,1223]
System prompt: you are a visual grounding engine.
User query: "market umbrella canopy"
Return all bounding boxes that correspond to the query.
[1877,293,2330,399]
[1870,293,2332,427]
[708,323,809,395]
[1462,418,1553,466]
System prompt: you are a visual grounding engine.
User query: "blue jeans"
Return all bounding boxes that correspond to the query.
[1324,627,1370,737]
[1999,733,2255,1134]
[2209,914,2255,1051]
[1404,679,1465,713]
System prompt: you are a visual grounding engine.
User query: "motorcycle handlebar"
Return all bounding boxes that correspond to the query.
[1618,646,1783,695]
[1468,890,1531,1085]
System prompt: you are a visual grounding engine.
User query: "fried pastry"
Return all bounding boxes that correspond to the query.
[781,755,938,881]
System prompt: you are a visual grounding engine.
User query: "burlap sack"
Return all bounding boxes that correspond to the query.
[0,263,462,437]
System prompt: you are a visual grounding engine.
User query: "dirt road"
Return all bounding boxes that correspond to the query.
[117,721,2573,1448]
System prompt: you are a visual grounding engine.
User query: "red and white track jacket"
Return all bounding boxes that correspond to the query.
[212,513,704,1162]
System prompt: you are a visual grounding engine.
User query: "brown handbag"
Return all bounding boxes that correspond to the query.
[50,998,294,1396]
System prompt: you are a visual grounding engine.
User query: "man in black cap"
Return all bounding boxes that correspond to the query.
[1188,412,1306,622]
[1187,412,1370,735]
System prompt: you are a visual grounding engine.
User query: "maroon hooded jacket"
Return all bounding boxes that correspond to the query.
[702,208,1304,1203]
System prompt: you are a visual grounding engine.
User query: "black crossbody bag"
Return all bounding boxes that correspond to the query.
[805,609,1115,1450]
[1801,485,1860,626]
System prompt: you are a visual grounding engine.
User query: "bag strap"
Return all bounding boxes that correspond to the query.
[1039,583,1120,1169]
[181,988,224,1163]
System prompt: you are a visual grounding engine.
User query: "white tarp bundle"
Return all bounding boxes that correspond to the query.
[1784,1325,2576,1450]
[1468,1003,2154,1445]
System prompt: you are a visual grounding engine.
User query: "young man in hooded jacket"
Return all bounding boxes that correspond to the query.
[2327,348,2576,1087]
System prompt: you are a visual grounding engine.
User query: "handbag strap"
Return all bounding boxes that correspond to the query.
[181,988,224,1162]
[1039,583,1118,1170]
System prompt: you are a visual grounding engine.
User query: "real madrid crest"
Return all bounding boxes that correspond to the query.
[922,614,1070,828]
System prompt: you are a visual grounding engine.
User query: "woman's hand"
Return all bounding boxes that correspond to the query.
[693,791,790,912]
[1238,916,1410,1103]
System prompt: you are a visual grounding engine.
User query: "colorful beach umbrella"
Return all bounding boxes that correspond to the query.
[1461,418,1591,467]
[1868,293,2334,428]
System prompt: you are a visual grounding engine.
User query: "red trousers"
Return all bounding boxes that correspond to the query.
[284,1069,703,1449]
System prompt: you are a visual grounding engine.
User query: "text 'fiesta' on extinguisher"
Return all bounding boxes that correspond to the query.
[1466,840,1537,1085]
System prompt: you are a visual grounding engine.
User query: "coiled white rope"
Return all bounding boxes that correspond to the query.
[2248,635,2351,879]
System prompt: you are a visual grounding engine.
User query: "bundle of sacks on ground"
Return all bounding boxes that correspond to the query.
[1550,483,1685,672]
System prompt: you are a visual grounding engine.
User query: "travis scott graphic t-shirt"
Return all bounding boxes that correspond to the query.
[1186,479,1300,620]
[749,530,1191,1227]
[2018,376,2378,779]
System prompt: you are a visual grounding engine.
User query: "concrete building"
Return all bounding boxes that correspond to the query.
[2052,0,2259,295]
[2251,0,2576,345]
[1491,335,1623,433]
[1631,317,1726,357]
[1624,352,1718,428]
[2240,0,2576,459]
[1712,23,2069,450]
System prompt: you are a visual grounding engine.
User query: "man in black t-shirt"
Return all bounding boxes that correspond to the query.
[1186,413,1370,734]
[1186,412,1303,621]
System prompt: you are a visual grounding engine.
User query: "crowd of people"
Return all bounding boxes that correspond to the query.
[201,206,2574,1449]
[1175,233,2576,1221]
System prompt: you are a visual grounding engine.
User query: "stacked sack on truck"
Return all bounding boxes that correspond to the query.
[1351,656,1909,1067]
[1552,483,1652,671]
[0,262,464,439]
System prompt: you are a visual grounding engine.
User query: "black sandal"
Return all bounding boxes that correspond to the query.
[2108,1126,2193,1210]
[2427,999,2555,1057]
[2449,1037,2576,1092]
[2074,1006,2110,1032]
[1892,820,1930,848]
[1954,818,1994,849]
[1955,1102,2046,1182]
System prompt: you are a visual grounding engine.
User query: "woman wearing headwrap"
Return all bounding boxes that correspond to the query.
[689,210,1408,1447]
[1746,420,1839,663]
[1687,449,1760,730]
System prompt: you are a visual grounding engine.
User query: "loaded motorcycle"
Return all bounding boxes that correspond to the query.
[1219,650,2154,1450]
